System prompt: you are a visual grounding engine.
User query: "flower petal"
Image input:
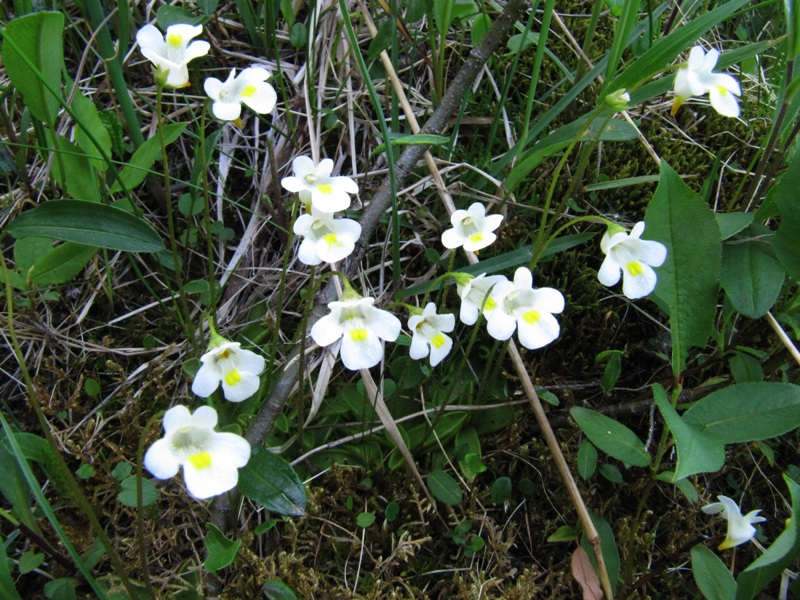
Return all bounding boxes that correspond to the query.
[191,363,221,397]
[144,439,181,480]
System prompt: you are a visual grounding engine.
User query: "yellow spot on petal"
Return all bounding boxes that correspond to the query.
[167,33,183,47]
[469,233,484,244]
[188,451,212,470]
[431,333,446,349]
[219,349,233,359]
[323,233,339,246]
[483,297,497,311]
[224,369,242,386]
[626,261,644,276]
[522,310,541,324]
[715,85,728,96]
[318,183,333,194]
[349,328,368,342]
[242,85,257,97]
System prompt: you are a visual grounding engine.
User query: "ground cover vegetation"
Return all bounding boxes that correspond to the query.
[1,0,800,597]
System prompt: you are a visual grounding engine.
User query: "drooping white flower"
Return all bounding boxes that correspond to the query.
[280,156,359,212]
[441,202,504,252]
[144,405,251,500]
[192,335,266,402]
[311,290,401,370]
[293,207,362,265]
[486,267,565,350]
[598,221,667,300]
[136,24,210,88]
[671,46,741,117]
[454,272,508,325]
[702,495,766,550]
[204,67,277,121]
[408,303,456,367]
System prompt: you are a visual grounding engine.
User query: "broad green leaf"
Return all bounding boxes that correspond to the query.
[645,161,721,374]
[577,439,598,480]
[455,427,483,480]
[238,446,307,516]
[470,13,491,44]
[8,200,165,253]
[117,476,157,507]
[771,153,800,281]
[547,525,577,542]
[156,4,204,27]
[655,471,698,503]
[371,134,450,156]
[2,12,65,125]
[109,123,188,193]
[652,384,725,480]
[19,550,45,575]
[604,0,751,94]
[427,469,463,506]
[71,92,112,171]
[580,511,620,591]
[50,135,100,202]
[13,236,52,278]
[570,407,650,467]
[0,430,40,535]
[262,579,298,600]
[683,383,800,443]
[203,523,241,575]
[29,242,97,285]
[490,477,512,504]
[691,544,737,600]
[736,475,800,600]
[716,212,754,241]
[356,512,376,528]
[720,226,784,318]
[43,578,78,600]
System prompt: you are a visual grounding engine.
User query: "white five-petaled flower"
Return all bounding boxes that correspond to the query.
[454,272,508,325]
[441,202,504,252]
[598,221,667,300]
[281,156,359,213]
[672,46,741,118]
[702,495,766,550]
[293,207,362,265]
[192,335,266,402]
[136,24,210,88]
[204,67,278,121]
[144,405,251,500]
[486,267,565,350]
[408,303,456,367]
[311,292,401,371]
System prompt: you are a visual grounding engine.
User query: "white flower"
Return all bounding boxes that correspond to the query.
[311,293,401,370]
[454,272,507,325]
[408,303,456,367]
[598,221,667,300]
[293,207,362,265]
[192,336,266,402]
[486,267,565,350]
[441,202,504,252]
[672,46,741,117]
[136,24,210,88]
[281,156,359,212]
[203,67,277,121]
[144,405,251,500]
[702,495,766,550]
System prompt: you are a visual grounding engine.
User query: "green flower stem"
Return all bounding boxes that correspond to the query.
[156,85,196,350]
[1,247,142,600]
[199,101,218,323]
[136,410,165,600]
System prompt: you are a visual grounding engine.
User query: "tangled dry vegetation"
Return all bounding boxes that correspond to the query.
[1,0,795,598]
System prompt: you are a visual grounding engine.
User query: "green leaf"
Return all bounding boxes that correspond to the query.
[691,544,737,600]
[203,523,241,575]
[8,200,165,253]
[736,474,800,600]
[19,551,45,574]
[655,471,699,503]
[2,12,65,125]
[599,463,623,483]
[71,92,112,171]
[0,430,40,534]
[652,383,725,480]
[580,511,620,591]
[371,133,450,156]
[262,579,298,600]
[427,469,463,506]
[490,477,512,504]
[570,407,650,467]
[720,226,784,318]
[771,154,800,281]
[0,535,22,600]
[50,135,100,202]
[356,512,376,528]
[600,353,622,394]
[470,13,491,44]
[156,4,204,27]
[547,525,576,542]
[43,578,77,600]
[577,439,598,480]
[109,123,187,193]
[28,242,96,285]
[455,427,484,480]
[238,446,307,516]
[716,212,753,241]
[683,383,800,443]
[117,476,157,507]
[645,161,721,374]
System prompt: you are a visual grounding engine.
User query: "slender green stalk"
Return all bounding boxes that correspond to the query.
[199,102,218,322]
[156,85,196,349]
[136,410,165,600]
[575,0,605,81]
